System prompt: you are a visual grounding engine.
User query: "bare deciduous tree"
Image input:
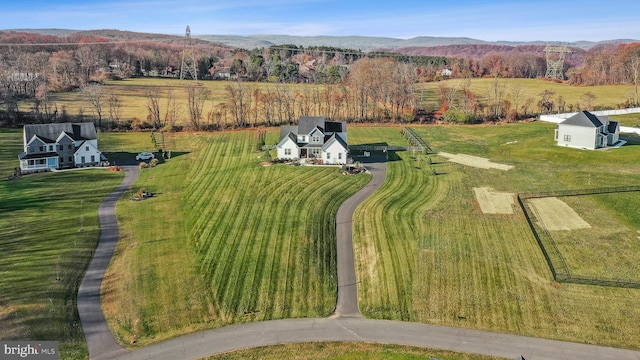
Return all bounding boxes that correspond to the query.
[186,85,210,130]
[145,87,161,129]
[81,83,105,128]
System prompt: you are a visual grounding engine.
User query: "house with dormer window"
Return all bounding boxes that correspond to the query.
[18,122,107,173]
[277,116,348,164]
[554,110,621,150]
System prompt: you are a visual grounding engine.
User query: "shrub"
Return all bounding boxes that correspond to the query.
[138,162,148,169]
[150,158,159,167]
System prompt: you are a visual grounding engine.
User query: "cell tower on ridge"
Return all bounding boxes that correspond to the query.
[180,26,198,81]
[544,45,571,80]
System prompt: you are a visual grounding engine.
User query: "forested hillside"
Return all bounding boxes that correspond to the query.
[1,29,638,127]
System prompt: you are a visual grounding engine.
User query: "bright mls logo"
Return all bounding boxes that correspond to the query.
[1,342,58,360]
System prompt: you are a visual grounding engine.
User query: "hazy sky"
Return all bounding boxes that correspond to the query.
[2,0,639,42]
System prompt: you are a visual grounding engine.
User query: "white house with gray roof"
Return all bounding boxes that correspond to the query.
[18,122,106,172]
[554,110,620,150]
[277,116,348,164]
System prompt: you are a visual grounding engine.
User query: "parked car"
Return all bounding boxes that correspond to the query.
[136,152,155,161]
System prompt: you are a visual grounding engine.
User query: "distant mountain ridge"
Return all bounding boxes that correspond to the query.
[2,28,638,51]
[195,34,638,51]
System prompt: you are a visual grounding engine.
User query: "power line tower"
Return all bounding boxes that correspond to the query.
[544,45,571,80]
[180,25,198,81]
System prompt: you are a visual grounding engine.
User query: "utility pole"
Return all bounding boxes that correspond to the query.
[544,45,571,80]
[180,26,198,81]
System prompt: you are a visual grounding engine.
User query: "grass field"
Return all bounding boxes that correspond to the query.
[14,77,639,129]
[0,152,123,360]
[101,129,371,347]
[416,78,637,114]
[206,342,504,360]
[3,118,640,358]
[351,122,640,349]
[530,192,640,281]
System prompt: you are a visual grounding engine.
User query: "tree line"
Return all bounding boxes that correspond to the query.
[1,30,639,127]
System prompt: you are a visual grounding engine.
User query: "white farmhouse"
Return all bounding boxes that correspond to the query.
[277,116,348,164]
[554,110,620,150]
[18,122,107,172]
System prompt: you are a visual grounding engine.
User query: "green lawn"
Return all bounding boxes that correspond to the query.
[206,342,505,360]
[3,119,640,358]
[0,167,123,359]
[538,192,640,281]
[102,129,370,347]
[353,122,640,349]
[0,128,23,178]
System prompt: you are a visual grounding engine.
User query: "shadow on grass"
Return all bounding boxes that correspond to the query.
[105,151,190,166]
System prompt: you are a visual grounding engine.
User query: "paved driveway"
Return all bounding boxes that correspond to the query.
[79,159,640,360]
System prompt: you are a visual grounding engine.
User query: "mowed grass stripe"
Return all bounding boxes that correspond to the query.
[180,131,368,323]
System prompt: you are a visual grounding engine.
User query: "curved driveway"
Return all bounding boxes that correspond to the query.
[78,166,138,360]
[80,159,640,360]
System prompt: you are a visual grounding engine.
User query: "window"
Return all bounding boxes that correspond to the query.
[39,146,44,152]
[85,146,89,151]
[68,157,73,162]
[302,136,306,142]
[81,156,85,163]
[68,145,72,150]
[284,149,291,155]
[91,155,95,162]
[326,152,331,159]
[312,136,320,142]
[338,153,342,159]
[59,145,63,151]
[49,145,53,151]
[563,135,571,142]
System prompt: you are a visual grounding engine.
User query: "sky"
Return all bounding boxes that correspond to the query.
[2,0,639,42]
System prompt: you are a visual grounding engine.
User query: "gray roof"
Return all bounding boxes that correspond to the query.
[298,116,326,135]
[279,125,298,142]
[560,111,603,128]
[322,133,348,151]
[24,122,97,144]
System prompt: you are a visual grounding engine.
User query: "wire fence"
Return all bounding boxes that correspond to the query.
[401,127,434,153]
[516,186,640,289]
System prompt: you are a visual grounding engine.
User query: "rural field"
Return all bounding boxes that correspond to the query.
[351,121,640,349]
[0,129,123,360]
[416,78,638,116]
[15,77,640,129]
[101,129,371,347]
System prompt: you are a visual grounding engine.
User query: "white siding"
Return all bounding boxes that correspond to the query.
[556,124,597,149]
[277,138,299,160]
[322,141,348,164]
[74,142,102,167]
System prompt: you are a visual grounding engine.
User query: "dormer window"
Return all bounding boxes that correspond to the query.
[302,136,306,142]
[312,136,320,142]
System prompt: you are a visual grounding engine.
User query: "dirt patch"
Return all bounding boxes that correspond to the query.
[528,197,591,231]
[438,152,513,171]
[474,187,515,214]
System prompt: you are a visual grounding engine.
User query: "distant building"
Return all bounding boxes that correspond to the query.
[277,116,348,164]
[554,110,620,150]
[18,122,107,173]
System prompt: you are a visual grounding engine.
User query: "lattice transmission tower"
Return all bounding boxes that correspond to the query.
[180,26,198,81]
[544,45,571,80]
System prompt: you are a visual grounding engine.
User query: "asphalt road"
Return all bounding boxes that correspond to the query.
[79,159,640,360]
[334,157,386,317]
[77,166,139,360]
